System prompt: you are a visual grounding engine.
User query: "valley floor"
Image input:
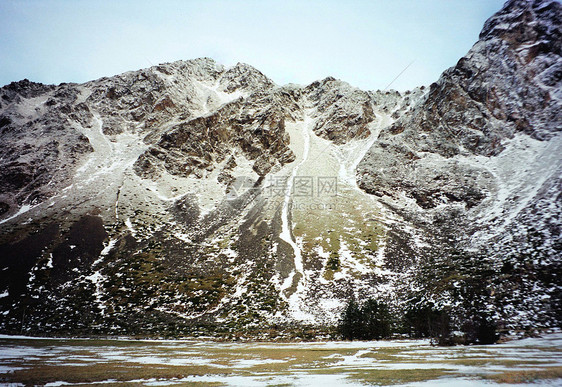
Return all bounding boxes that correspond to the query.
[0,332,561,386]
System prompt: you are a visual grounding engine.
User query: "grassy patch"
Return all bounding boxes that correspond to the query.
[4,363,226,386]
[292,188,386,278]
[347,368,451,385]
[484,366,562,384]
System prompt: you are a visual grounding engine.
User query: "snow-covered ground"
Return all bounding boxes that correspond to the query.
[466,132,562,243]
[0,332,560,386]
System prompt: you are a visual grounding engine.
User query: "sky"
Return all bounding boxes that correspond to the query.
[0,0,507,92]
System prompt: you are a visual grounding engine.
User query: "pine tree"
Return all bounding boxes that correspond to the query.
[362,299,392,340]
[339,297,362,340]
[339,297,394,340]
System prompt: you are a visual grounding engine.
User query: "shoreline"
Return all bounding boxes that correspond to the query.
[1,327,559,345]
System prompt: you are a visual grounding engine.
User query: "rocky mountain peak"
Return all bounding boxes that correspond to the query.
[219,62,276,93]
[303,77,378,144]
[150,57,224,84]
[0,1,560,340]
[0,79,55,107]
[480,0,562,45]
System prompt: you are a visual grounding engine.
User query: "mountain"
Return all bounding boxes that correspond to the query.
[0,0,560,340]
[358,0,562,332]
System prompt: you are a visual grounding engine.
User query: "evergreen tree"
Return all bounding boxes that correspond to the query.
[339,297,362,340]
[403,301,451,341]
[362,299,392,340]
[339,297,394,340]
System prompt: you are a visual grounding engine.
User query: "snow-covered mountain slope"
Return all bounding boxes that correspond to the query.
[0,0,560,338]
[358,0,562,329]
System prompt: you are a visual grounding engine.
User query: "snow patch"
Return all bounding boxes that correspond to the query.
[0,204,37,225]
[125,218,137,237]
[100,239,118,256]
[279,115,312,293]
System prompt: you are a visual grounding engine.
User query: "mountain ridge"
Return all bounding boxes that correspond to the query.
[0,0,560,340]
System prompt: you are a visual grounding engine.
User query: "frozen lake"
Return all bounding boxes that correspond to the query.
[0,333,561,386]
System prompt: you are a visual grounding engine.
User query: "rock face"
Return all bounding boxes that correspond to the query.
[358,0,562,329]
[358,0,561,207]
[135,86,297,180]
[0,0,560,339]
[305,77,376,144]
[0,80,93,214]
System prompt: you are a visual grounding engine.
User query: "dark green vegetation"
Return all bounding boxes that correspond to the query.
[339,298,392,340]
[337,296,498,345]
[338,288,500,345]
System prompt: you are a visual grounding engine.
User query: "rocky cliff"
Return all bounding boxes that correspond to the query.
[357,0,562,330]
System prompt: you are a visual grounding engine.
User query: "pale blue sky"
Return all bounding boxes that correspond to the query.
[0,0,506,91]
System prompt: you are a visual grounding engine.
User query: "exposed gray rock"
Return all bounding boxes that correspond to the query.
[357,0,562,330]
[358,0,561,208]
[304,77,376,144]
[0,82,94,215]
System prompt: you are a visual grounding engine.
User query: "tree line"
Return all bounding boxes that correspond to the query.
[338,296,499,345]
